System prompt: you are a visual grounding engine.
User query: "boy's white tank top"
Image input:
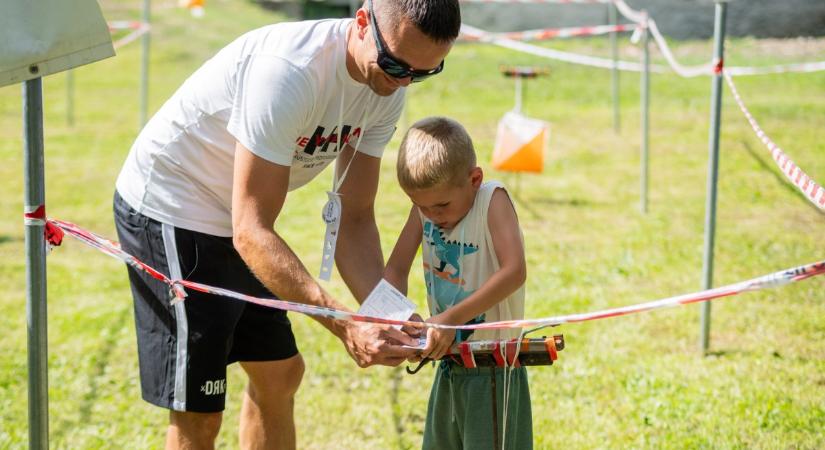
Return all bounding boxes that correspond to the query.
[420,181,525,341]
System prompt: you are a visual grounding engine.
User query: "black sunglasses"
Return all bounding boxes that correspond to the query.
[367,0,444,83]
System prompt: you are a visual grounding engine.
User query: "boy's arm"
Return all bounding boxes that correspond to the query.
[433,188,526,326]
[383,206,423,296]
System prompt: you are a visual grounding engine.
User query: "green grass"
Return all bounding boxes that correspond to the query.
[1,1,824,448]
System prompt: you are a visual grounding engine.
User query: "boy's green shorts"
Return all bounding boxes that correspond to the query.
[423,361,532,450]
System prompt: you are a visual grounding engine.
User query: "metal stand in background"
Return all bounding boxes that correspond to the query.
[700,1,728,354]
[512,73,525,195]
[608,2,620,134]
[514,75,524,114]
[140,0,151,128]
[24,77,49,450]
[639,12,650,214]
[502,66,549,117]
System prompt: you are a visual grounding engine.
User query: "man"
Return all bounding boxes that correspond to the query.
[112,0,461,448]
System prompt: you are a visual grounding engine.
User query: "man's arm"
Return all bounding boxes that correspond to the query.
[231,142,416,366]
[334,144,384,302]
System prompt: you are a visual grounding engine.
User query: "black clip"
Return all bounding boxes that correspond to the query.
[405,358,432,375]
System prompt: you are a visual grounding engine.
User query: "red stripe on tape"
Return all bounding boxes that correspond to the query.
[493,342,506,367]
[459,343,477,368]
[505,340,521,367]
[24,205,46,220]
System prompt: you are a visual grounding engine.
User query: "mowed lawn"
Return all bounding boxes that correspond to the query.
[0,0,823,448]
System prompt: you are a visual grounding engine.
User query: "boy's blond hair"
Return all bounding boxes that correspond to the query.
[397,116,476,191]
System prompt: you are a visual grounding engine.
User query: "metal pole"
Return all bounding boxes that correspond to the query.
[139,0,151,128]
[66,70,74,126]
[514,76,523,113]
[523,76,528,113]
[700,1,728,354]
[609,3,620,133]
[640,14,650,214]
[24,77,49,450]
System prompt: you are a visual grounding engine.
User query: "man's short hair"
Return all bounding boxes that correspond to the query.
[377,0,461,44]
[397,116,477,191]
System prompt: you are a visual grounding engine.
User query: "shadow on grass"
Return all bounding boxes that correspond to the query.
[706,348,783,359]
[512,192,597,220]
[740,140,825,217]
[0,235,21,244]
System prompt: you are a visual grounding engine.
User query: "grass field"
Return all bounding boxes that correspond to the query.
[1,0,823,448]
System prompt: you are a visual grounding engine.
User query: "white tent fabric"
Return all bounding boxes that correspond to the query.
[0,0,114,87]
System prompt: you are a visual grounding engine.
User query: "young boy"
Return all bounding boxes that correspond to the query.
[384,116,532,449]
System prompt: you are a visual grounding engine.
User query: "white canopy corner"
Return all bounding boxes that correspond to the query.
[0,0,115,87]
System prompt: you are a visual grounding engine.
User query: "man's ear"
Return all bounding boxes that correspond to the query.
[354,7,369,39]
[470,166,483,189]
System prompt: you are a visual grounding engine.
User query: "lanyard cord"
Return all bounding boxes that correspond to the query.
[332,94,372,194]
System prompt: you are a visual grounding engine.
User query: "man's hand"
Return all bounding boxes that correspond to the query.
[340,321,419,368]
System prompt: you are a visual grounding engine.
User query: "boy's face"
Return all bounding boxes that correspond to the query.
[405,167,483,230]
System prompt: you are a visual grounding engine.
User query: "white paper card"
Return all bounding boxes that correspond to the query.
[358,279,417,326]
[404,336,428,350]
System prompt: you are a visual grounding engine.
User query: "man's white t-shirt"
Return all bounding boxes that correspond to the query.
[116,19,405,237]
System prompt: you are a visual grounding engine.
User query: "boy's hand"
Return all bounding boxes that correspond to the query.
[420,315,457,361]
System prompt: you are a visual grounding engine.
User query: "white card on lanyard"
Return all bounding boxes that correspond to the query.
[319,190,342,281]
[317,93,372,281]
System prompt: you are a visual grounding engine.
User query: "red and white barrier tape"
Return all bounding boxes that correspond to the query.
[461,1,825,77]
[43,218,825,332]
[725,61,825,76]
[460,24,662,72]
[723,72,825,211]
[111,23,151,50]
[24,205,47,226]
[612,0,825,77]
[611,0,713,77]
[108,20,148,31]
[24,206,65,252]
[460,23,636,42]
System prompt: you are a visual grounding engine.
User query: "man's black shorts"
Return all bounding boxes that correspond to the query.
[113,191,298,412]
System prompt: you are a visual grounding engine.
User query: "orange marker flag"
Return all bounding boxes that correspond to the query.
[179,0,205,17]
[492,111,549,173]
